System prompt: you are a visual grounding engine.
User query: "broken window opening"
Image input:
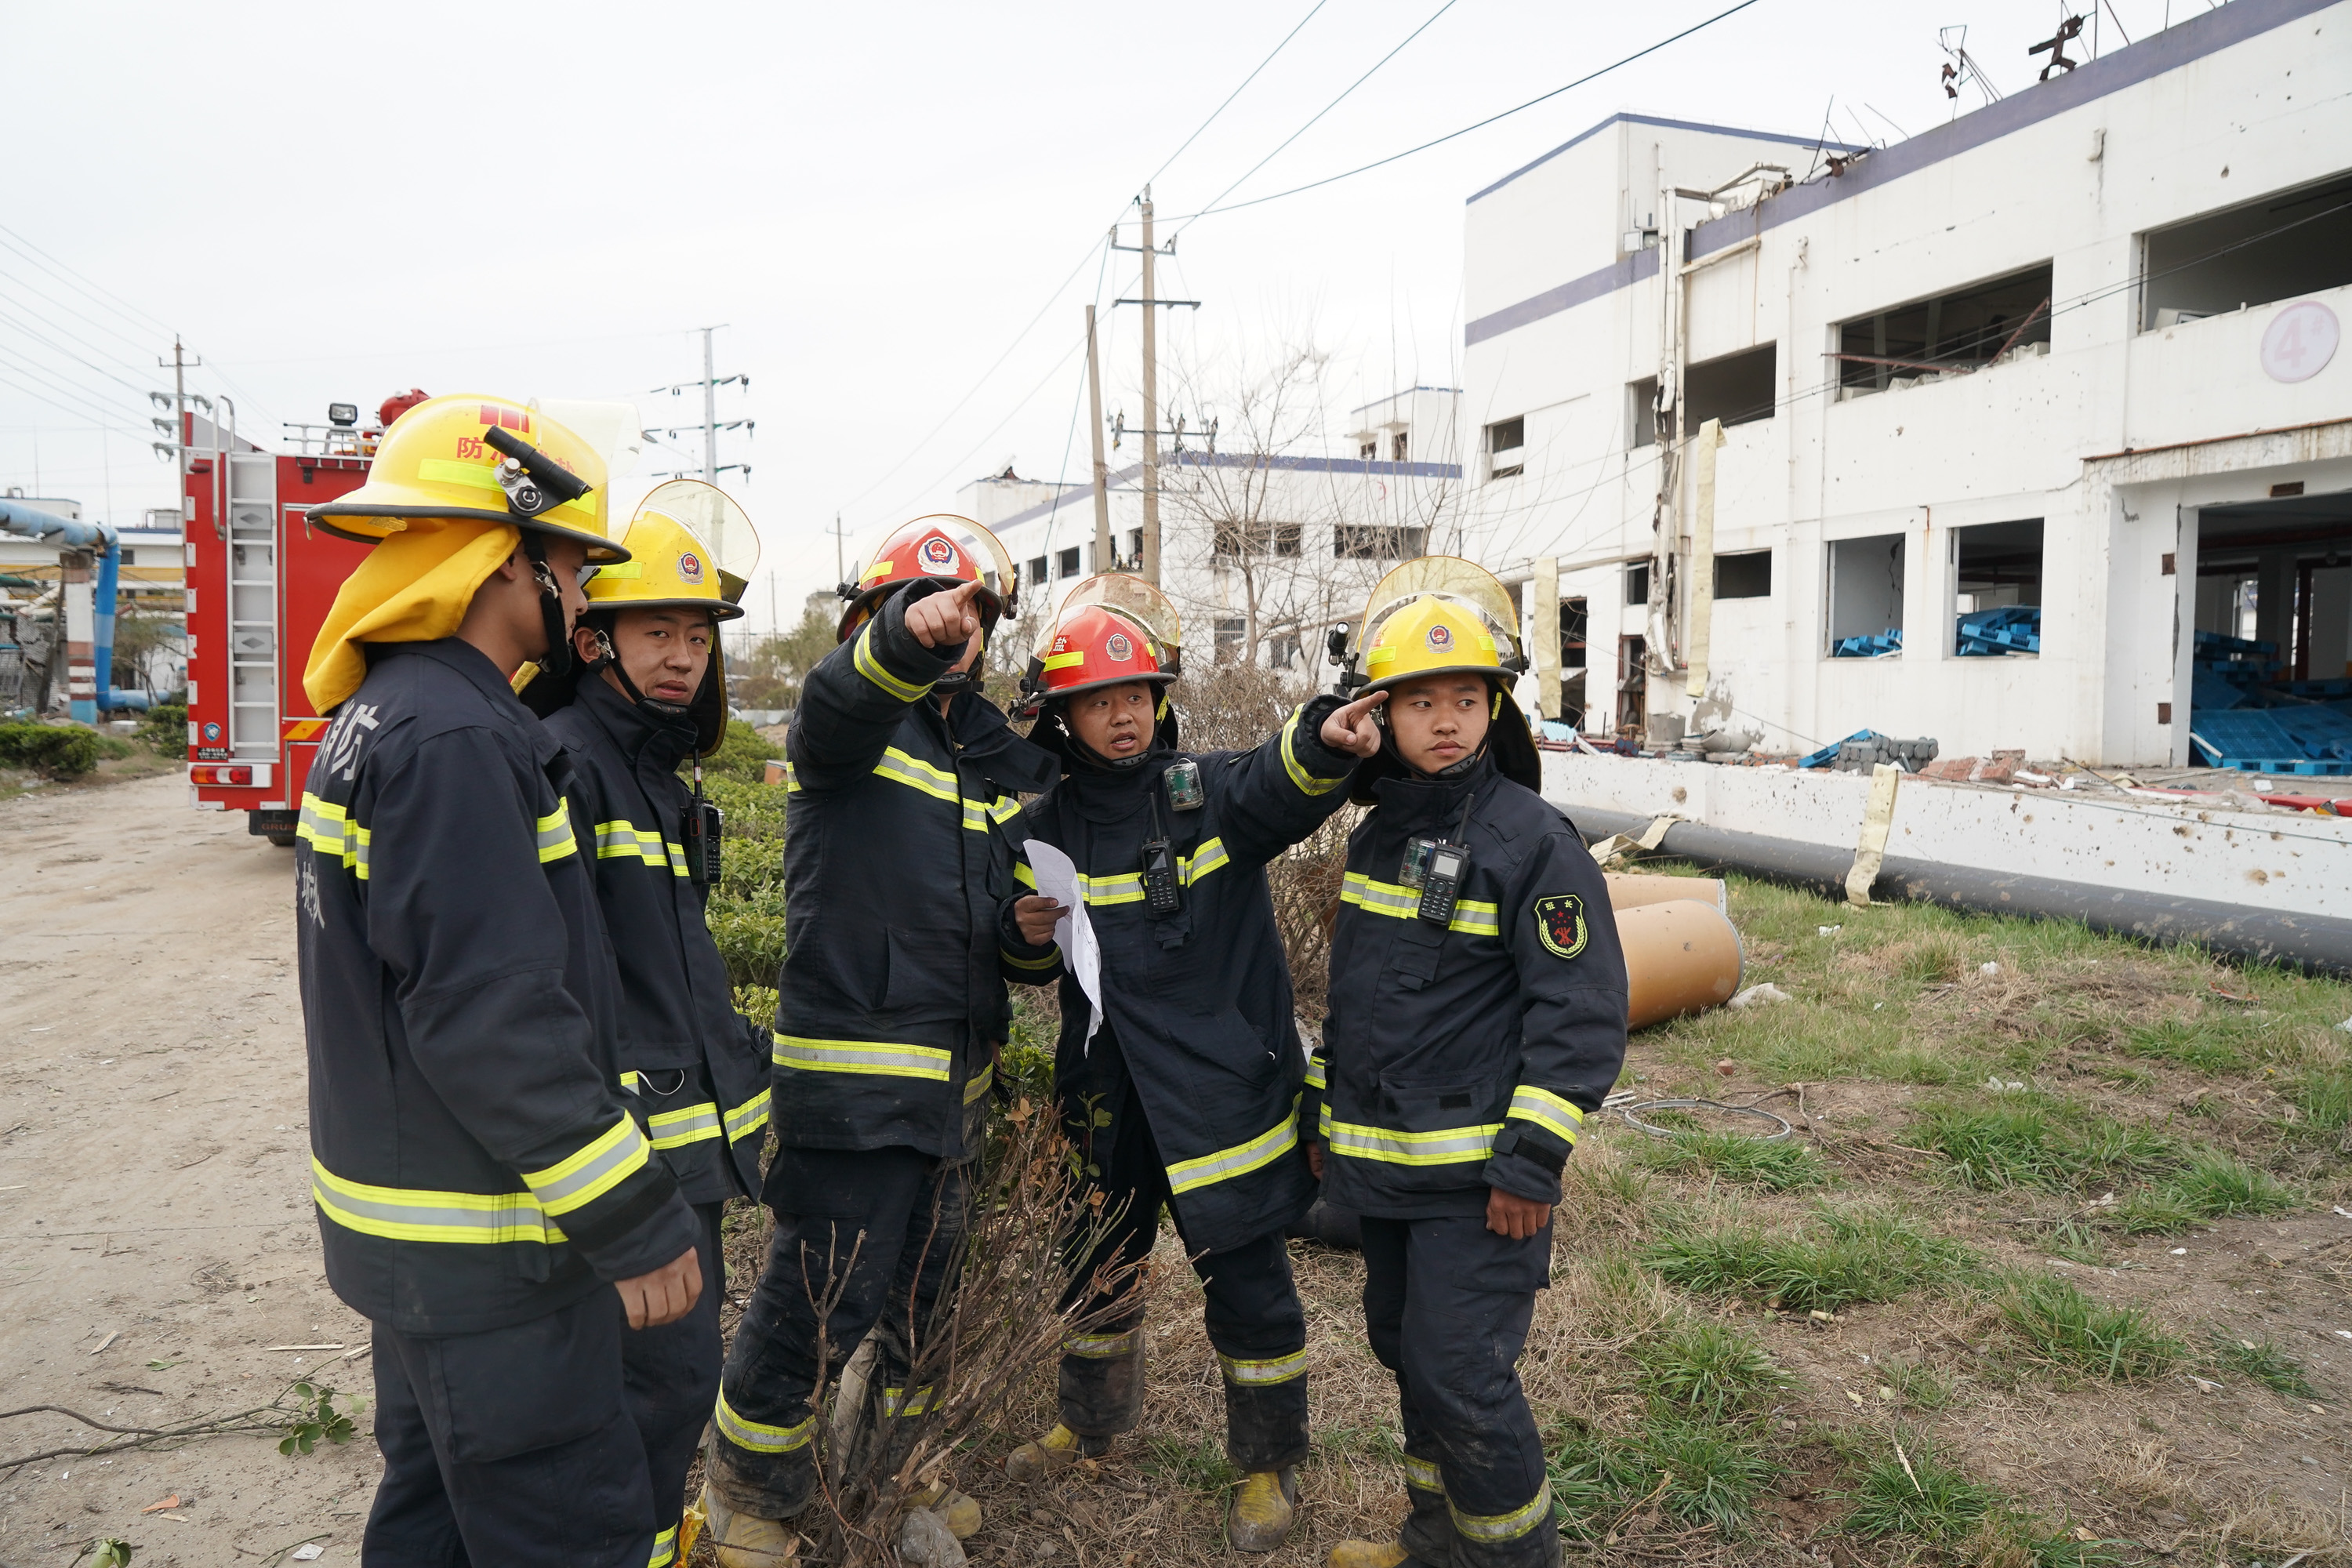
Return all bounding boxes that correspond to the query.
[1487,416,1524,480]
[1615,634,1647,740]
[1628,379,1658,448]
[1624,560,1651,606]
[1334,524,1425,560]
[1826,533,1906,656]
[1951,519,2043,657]
[1213,520,1303,560]
[1056,545,1081,579]
[1714,550,1772,600]
[1628,346,1776,447]
[2142,171,2352,331]
[1835,263,2053,397]
[1027,555,1049,588]
[1560,597,1588,670]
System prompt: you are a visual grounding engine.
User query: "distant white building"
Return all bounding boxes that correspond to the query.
[1454,0,2352,765]
[957,385,1467,673]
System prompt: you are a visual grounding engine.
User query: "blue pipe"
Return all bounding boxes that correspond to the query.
[0,499,122,724]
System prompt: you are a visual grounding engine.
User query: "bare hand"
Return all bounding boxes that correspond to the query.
[1486,1186,1552,1240]
[905,579,985,649]
[1305,1142,1324,1181]
[615,1244,702,1329]
[1319,691,1388,757]
[1013,894,1065,946]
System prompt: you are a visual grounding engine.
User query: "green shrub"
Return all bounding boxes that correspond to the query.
[1643,1203,1979,1312]
[0,721,98,777]
[1837,1436,1998,1541]
[1629,1321,1789,1417]
[1999,1275,2183,1379]
[1635,1131,1828,1192]
[141,700,187,747]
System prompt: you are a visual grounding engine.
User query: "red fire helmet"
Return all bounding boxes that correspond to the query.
[1029,603,1177,703]
[836,514,1016,641]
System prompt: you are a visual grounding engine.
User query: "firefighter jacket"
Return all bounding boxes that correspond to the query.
[296,639,702,1336]
[1305,751,1629,1218]
[1007,697,1358,1254]
[544,673,771,1205]
[777,583,1059,1158]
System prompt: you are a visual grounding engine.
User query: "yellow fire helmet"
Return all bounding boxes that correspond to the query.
[1346,556,1527,694]
[306,394,626,562]
[586,481,759,622]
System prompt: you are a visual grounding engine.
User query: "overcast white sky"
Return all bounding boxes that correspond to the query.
[0,0,2201,630]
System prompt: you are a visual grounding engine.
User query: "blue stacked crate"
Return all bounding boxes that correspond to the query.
[1955,606,2040,656]
[2187,709,2352,775]
[1830,628,1903,658]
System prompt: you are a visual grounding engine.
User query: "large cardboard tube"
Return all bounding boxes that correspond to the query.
[1617,898,1746,1029]
[1606,872,1727,915]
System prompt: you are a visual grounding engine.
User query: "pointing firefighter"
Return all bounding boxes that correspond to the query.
[995,575,1383,1552]
[1305,559,1629,1568]
[702,516,1058,1566]
[521,481,772,1568]
[296,397,706,1566]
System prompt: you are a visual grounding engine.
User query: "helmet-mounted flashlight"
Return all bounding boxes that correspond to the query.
[485,425,594,521]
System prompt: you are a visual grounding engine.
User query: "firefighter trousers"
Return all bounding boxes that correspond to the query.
[1059,1076,1308,1473]
[1359,1212,1560,1568]
[708,1145,969,1519]
[361,1287,655,1568]
[624,1202,725,1566]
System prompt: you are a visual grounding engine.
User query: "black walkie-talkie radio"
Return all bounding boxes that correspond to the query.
[685,766,724,891]
[1140,837,1182,915]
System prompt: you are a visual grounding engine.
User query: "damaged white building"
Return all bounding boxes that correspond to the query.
[1457,0,2352,766]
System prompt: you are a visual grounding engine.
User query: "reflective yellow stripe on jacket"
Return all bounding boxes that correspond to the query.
[1339,872,1500,935]
[535,801,579,864]
[1076,837,1230,906]
[784,748,1018,836]
[1166,1095,1300,1195]
[1507,1084,1585,1147]
[593,819,688,877]
[852,622,931,703]
[1279,707,1347,796]
[774,1035,953,1083]
[521,1116,649,1216]
[1319,1112,1501,1167]
[311,1156,568,1245]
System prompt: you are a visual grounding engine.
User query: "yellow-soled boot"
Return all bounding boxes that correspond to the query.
[701,1482,800,1568]
[1326,1543,1418,1568]
[1004,1422,1110,1483]
[1226,1467,1299,1552]
[908,1479,982,1539]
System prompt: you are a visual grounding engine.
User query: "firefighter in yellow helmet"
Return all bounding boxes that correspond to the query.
[1305,560,1628,1568]
[296,397,706,1566]
[702,515,1055,1566]
[522,483,771,1568]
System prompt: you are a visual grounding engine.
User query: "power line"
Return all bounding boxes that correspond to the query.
[0,222,175,339]
[833,2,1363,524]
[1171,0,1767,222]
[1178,0,1463,235]
[1144,0,1330,191]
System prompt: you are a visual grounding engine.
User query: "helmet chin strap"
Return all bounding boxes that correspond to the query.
[521,532,574,681]
[582,622,691,719]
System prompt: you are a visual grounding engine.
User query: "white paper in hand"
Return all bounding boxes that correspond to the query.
[1021,840,1104,1051]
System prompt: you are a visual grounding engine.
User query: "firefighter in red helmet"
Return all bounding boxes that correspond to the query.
[702,516,1055,1566]
[993,575,1384,1552]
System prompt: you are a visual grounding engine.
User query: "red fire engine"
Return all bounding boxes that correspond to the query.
[182,391,426,844]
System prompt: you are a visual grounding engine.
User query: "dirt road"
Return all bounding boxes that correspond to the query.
[0,773,379,1566]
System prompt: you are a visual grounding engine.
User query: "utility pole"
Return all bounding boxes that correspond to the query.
[1110,187,1199,587]
[701,326,719,481]
[827,514,855,591]
[1139,191,1160,585]
[1085,305,1112,571]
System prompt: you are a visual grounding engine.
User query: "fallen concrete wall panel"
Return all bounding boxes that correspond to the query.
[1566,804,2352,976]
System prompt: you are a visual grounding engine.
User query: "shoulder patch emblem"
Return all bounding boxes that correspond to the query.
[1533,892,1588,960]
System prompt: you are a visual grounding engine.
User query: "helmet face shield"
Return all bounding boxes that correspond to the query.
[1027,573,1184,673]
[1345,556,1526,694]
[637,480,760,603]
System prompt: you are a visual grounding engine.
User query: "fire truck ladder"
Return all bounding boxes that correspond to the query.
[217,406,280,760]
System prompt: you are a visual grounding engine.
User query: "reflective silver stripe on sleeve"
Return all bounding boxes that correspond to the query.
[724,1089,771,1142]
[1506,1085,1585,1147]
[521,1116,651,1216]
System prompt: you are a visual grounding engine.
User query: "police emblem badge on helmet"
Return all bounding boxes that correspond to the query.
[677,551,704,584]
[1533,893,1588,960]
[920,535,960,571]
[1426,622,1454,651]
[1105,631,1133,662]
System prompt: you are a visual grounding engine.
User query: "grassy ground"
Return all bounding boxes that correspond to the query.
[692,733,2350,1566]
[908,871,2347,1568]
